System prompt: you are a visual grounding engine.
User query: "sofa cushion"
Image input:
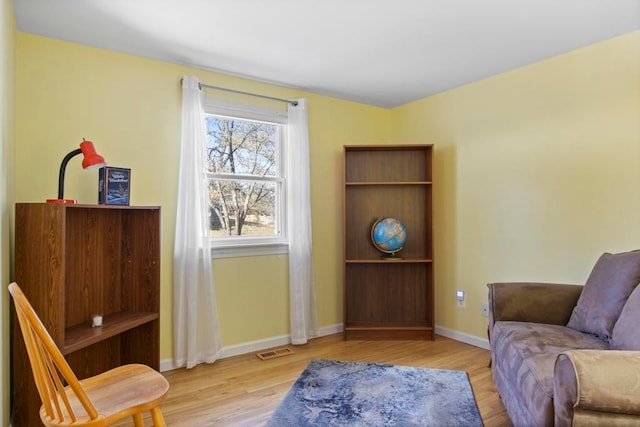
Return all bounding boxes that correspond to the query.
[611,285,640,350]
[491,321,608,426]
[567,250,640,339]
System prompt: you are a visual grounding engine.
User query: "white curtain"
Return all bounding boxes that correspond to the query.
[173,76,222,368]
[287,99,319,345]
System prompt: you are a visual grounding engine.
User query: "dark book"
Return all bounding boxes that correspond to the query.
[98,167,131,205]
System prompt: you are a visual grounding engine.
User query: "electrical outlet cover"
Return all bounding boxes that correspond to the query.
[481,303,489,317]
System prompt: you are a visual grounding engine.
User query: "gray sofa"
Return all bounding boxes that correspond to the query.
[488,250,640,427]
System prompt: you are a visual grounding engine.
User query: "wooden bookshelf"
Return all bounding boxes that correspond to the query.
[343,145,434,340]
[11,203,161,426]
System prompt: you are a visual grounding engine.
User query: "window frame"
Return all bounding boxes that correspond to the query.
[203,98,289,259]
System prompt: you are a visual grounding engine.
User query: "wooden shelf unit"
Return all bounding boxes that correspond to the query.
[11,203,161,426]
[343,145,434,340]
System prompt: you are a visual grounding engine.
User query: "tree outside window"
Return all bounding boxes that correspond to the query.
[205,114,283,239]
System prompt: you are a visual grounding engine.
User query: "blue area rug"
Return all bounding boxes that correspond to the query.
[266,358,483,426]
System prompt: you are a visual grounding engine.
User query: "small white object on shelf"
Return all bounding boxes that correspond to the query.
[92,314,103,327]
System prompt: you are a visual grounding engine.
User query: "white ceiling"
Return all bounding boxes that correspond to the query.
[13,0,640,108]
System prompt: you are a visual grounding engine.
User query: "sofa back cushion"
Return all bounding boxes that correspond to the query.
[567,250,640,340]
[611,284,640,350]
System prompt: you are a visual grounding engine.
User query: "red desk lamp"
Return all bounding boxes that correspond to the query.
[46,139,107,204]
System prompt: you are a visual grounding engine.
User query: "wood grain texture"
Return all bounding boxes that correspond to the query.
[113,333,512,427]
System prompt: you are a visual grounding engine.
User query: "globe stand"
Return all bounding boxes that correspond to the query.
[382,251,404,261]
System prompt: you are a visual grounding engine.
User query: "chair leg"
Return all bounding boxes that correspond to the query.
[151,407,167,427]
[132,412,144,427]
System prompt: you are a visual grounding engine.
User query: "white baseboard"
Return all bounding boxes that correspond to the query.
[160,323,344,372]
[160,323,489,372]
[435,325,490,350]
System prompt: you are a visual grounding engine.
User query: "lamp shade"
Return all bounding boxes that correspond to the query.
[80,140,106,170]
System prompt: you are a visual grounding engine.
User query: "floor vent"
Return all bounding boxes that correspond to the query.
[256,346,294,360]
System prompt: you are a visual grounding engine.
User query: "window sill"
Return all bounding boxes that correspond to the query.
[210,242,288,259]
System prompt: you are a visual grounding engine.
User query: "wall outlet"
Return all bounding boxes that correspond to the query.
[456,290,465,308]
[481,303,489,317]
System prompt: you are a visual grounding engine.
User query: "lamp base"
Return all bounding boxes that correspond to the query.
[46,199,77,204]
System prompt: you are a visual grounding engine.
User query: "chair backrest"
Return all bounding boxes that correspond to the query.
[9,282,100,424]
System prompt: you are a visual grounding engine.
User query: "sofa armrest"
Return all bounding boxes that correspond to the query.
[487,282,582,332]
[554,350,640,427]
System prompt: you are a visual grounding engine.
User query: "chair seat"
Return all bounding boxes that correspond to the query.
[42,364,170,425]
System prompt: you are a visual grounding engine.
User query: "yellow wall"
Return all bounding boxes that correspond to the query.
[1,0,15,423]
[14,33,390,359]
[391,30,640,338]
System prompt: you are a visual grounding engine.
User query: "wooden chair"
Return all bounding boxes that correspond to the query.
[9,282,170,426]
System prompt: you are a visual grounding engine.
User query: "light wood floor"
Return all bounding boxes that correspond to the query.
[123,334,512,426]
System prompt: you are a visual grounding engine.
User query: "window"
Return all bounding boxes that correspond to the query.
[203,99,288,258]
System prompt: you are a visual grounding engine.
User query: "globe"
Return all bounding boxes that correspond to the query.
[371,217,407,256]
